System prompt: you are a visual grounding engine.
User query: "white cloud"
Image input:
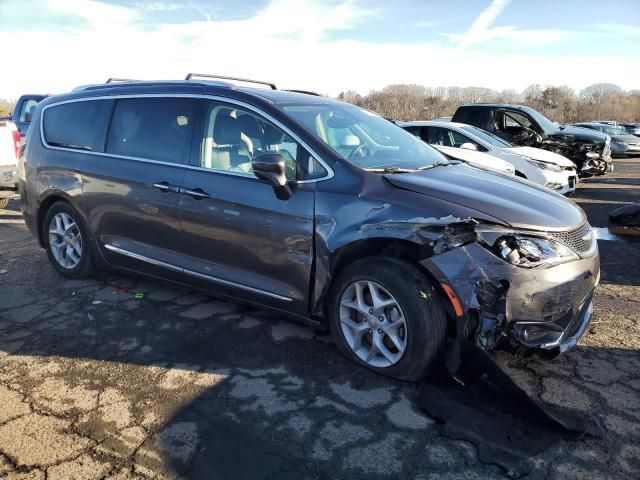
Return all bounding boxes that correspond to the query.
[445,0,573,49]
[135,2,185,12]
[455,0,510,49]
[0,0,638,101]
[592,23,640,37]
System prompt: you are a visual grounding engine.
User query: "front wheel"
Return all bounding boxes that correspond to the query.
[43,202,94,278]
[328,257,447,381]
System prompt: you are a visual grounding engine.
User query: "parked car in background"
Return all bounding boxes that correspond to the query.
[452,104,613,177]
[399,121,577,194]
[574,123,640,157]
[20,75,599,380]
[12,94,47,138]
[0,118,21,208]
[398,121,515,175]
[619,123,640,137]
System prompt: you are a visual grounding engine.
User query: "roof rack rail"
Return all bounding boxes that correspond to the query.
[106,78,137,83]
[284,89,321,96]
[185,73,277,90]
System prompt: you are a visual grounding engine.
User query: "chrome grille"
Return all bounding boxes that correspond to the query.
[551,223,594,255]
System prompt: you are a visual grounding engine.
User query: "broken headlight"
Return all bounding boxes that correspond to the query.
[476,229,578,268]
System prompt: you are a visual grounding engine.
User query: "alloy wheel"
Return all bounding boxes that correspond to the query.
[48,212,83,269]
[339,280,407,368]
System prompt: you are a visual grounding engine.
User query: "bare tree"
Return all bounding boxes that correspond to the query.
[338,83,639,124]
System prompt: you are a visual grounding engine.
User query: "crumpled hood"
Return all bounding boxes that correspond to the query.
[506,146,575,168]
[552,125,608,143]
[385,163,585,231]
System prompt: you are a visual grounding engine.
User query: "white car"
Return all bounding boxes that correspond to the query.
[399,121,577,194]
[0,118,21,209]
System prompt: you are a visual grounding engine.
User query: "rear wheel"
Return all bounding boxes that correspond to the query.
[43,202,94,278]
[328,257,447,381]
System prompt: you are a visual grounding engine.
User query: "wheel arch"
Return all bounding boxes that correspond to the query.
[318,237,458,336]
[36,192,75,247]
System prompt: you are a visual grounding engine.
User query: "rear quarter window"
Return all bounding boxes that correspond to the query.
[106,97,197,164]
[43,100,113,151]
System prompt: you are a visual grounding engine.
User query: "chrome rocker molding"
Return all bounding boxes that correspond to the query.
[104,243,292,302]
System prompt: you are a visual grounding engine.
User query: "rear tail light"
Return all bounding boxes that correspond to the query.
[11,128,21,159]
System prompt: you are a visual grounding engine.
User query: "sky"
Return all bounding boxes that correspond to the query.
[0,0,639,100]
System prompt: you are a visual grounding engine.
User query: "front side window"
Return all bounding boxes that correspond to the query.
[106,98,196,163]
[280,102,445,171]
[44,100,112,151]
[200,102,327,181]
[502,110,533,129]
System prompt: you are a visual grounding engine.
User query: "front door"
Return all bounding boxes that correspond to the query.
[177,100,323,314]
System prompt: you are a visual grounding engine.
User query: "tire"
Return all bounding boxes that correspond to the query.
[42,201,94,278]
[0,197,9,209]
[328,257,447,381]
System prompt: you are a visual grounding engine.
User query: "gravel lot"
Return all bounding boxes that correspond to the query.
[0,159,639,480]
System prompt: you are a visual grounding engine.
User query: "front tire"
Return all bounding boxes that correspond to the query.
[43,202,94,278]
[328,257,447,381]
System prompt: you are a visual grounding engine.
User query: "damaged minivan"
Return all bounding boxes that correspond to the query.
[20,76,599,380]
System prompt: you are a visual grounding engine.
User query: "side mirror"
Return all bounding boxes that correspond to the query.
[24,112,32,123]
[460,142,477,151]
[252,153,291,200]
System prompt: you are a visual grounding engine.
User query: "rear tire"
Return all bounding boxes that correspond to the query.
[0,198,9,209]
[43,202,94,278]
[328,257,447,381]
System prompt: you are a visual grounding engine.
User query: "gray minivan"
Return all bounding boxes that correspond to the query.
[19,75,599,380]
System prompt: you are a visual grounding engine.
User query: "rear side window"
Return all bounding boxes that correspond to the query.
[106,98,196,163]
[43,100,112,151]
[19,98,41,122]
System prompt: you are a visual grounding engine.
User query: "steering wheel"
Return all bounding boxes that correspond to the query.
[520,126,542,146]
[348,143,371,159]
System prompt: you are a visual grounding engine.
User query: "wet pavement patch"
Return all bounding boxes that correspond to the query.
[416,345,602,476]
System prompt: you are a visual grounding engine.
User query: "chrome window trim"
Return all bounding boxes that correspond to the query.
[39,93,335,183]
[104,243,293,302]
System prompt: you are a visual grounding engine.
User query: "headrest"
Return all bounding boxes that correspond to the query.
[237,114,261,138]
[213,113,241,145]
[263,123,285,145]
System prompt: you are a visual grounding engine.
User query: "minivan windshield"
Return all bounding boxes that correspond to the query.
[460,125,512,148]
[280,102,447,171]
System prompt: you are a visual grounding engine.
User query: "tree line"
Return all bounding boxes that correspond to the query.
[0,99,14,117]
[1,82,638,123]
[337,83,640,124]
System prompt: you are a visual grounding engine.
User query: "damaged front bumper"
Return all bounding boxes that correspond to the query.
[421,240,599,354]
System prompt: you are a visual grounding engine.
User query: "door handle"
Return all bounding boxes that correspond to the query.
[181,187,211,200]
[153,181,181,193]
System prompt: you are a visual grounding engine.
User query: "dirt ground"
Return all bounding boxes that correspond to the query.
[0,159,639,480]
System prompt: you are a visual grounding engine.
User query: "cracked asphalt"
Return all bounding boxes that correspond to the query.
[0,159,639,480]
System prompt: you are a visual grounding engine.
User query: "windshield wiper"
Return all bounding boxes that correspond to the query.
[417,160,451,170]
[365,166,416,174]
